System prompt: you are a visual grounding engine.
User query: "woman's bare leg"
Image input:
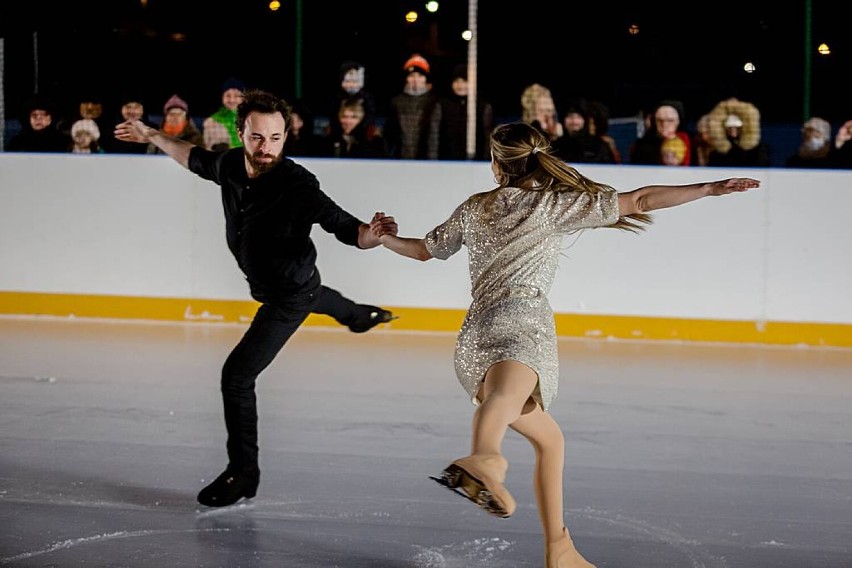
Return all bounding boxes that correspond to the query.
[511,405,595,567]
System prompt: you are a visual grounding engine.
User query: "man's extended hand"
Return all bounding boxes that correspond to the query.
[358,212,397,249]
[113,119,157,144]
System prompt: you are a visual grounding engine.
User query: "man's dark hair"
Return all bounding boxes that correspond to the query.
[236,89,292,132]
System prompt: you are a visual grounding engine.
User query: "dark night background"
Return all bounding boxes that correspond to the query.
[0,0,847,129]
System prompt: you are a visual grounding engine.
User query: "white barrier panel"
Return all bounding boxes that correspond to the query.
[1,153,851,341]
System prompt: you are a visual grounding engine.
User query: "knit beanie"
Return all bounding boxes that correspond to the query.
[451,64,468,81]
[163,94,189,114]
[221,77,246,94]
[403,54,430,77]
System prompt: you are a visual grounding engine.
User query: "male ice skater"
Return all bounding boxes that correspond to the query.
[114,89,397,506]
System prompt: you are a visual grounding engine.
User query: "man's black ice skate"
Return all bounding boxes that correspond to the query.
[348,307,397,333]
[197,468,260,507]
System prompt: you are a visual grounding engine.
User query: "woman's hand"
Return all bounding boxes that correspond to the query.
[370,212,397,239]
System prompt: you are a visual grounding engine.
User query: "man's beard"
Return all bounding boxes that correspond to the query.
[245,148,284,175]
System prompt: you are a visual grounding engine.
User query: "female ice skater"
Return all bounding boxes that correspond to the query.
[370,121,759,567]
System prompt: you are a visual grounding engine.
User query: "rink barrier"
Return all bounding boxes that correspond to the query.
[2,291,849,348]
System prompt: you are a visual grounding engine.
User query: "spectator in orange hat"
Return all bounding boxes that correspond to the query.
[382,53,440,159]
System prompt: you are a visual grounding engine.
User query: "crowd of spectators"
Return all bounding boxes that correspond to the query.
[4,54,852,170]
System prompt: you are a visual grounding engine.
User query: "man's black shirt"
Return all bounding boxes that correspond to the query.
[188,147,364,301]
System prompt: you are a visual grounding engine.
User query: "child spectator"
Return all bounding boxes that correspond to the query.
[70,119,104,153]
[660,136,688,166]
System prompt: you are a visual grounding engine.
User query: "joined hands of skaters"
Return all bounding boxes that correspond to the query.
[370,212,396,239]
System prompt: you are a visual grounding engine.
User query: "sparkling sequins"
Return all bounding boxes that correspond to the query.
[425,187,619,410]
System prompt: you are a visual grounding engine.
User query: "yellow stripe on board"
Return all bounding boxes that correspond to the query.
[1,291,850,348]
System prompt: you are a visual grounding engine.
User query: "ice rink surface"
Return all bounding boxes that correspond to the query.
[1,317,850,567]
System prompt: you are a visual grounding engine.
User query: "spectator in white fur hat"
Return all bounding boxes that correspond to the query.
[70,118,103,154]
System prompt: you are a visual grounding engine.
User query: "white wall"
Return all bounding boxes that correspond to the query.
[2,153,851,325]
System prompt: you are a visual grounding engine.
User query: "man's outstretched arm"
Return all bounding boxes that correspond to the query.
[113,119,195,169]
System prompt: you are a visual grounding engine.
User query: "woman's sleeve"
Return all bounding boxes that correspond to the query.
[545,190,620,232]
[424,201,466,260]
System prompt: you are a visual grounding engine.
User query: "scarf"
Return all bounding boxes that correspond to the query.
[210,106,241,148]
[163,119,187,138]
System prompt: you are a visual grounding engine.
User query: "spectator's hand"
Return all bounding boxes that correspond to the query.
[113,119,156,144]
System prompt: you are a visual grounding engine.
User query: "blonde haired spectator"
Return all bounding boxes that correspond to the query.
[660,135,688,166]
[322,99,386,159]
[520,83,563,141]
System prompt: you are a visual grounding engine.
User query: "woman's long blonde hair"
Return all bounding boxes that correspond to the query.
[489,122,651,232]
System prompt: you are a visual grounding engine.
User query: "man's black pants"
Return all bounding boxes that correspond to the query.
[220,284,374,473]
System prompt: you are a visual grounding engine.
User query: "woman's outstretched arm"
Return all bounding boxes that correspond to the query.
[380,235,433,261]
[618,177,760,216]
